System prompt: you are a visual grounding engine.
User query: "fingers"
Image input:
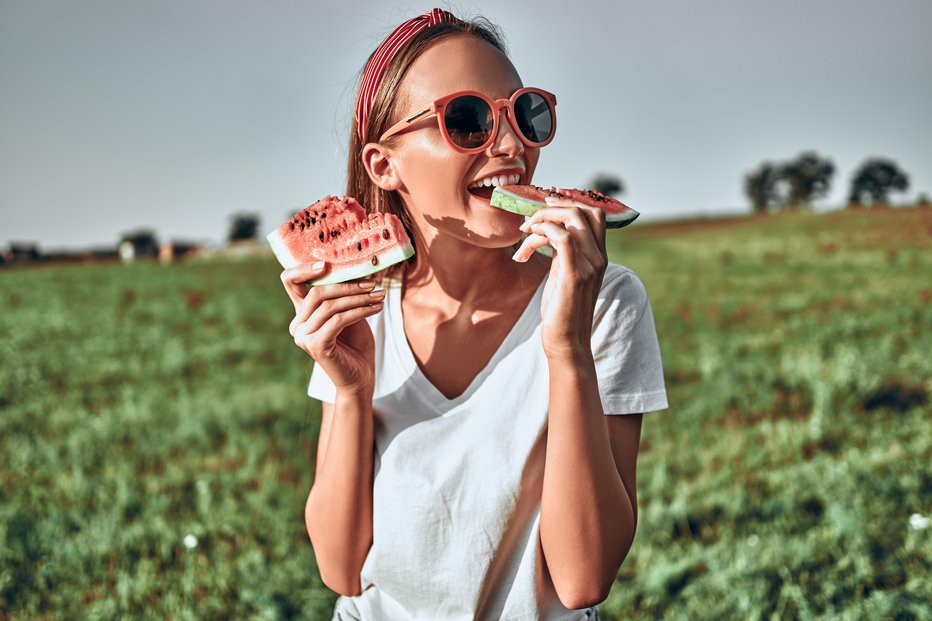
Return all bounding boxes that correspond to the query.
[516,208,606,271]
[291,286,385,337]
[292,302,384,357]
[512,232,551,262]
[520,201,607,264]
[543,196,607,250]
[518,220,582,266]
[290,280,378,333]
[280,261,328,310]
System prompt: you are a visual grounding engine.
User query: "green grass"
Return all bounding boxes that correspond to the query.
[1,206,930,620]
[601,206,932,620]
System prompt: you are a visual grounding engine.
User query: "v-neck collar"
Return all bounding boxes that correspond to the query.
[388,273,548,411]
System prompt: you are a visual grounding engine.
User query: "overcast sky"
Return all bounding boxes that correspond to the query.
[2,0,930,250]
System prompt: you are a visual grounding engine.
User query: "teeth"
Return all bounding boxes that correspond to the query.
[468,173,522,189]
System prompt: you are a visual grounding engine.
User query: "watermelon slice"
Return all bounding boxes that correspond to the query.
[490,185,639,228]
[266,195,415,285]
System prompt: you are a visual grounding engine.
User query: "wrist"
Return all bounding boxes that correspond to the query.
[544,345,594,368]
[335,381,375,402]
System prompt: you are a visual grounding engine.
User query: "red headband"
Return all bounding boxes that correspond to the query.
[355,8,456,144]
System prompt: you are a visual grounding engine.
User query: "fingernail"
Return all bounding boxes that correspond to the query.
[312,261,325,270]
[511,249,521,261]
[544,196,558,205]
[519,222,529,232]
[358,281,375,289]
[369,289,385,297]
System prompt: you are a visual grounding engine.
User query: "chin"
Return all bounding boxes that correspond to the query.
[445,223,521,249]
[481,224,526,249]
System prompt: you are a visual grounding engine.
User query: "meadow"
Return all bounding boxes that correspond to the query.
[1,206,929,620]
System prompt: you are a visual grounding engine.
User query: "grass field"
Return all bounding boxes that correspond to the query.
[2,206,930,620]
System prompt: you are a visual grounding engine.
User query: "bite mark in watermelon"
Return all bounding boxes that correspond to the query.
[267,195,415,285]
[490,185,639,228]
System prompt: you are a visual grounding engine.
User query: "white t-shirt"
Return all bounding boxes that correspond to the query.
[307,262,668,621]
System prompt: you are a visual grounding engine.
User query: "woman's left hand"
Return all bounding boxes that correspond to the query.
[512,195,608,361]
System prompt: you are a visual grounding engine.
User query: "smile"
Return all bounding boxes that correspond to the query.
[467,173,522,190]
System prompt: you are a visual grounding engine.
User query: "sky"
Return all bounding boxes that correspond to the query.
[2,0,931,250]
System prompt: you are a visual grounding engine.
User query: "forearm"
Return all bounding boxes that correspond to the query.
[540,353,635,608]
[305,389,374,595]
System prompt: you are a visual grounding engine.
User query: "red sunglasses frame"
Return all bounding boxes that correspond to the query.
[378,87,557,154]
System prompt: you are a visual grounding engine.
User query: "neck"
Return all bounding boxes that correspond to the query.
[402,224,547,316]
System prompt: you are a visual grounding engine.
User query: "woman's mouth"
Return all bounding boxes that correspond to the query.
[466,172,523,202]
[467,186,495,201]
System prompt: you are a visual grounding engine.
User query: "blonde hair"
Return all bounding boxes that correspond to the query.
[346,18,514,287]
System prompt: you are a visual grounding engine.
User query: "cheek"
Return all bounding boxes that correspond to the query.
[407,132,450,159]
[524,150,541,179]
[399,139,471,197]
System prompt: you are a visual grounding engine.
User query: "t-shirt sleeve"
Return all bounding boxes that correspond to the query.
[591,266,668,415]
[307,361,337,404]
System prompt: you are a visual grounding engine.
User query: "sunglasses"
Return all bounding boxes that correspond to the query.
[378,87,557,154]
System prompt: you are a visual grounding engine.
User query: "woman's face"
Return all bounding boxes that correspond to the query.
[384,35,541,248]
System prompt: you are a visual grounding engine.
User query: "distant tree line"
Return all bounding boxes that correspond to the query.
[228,213,260,243]
[745,153,913,213]
[2,213,262,268]
[115,213,260,255]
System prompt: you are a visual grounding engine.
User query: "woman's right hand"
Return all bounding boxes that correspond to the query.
[280,262,385,395]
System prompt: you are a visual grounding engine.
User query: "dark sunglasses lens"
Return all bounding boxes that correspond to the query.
[514,91,553,144]
[443,96,493,149]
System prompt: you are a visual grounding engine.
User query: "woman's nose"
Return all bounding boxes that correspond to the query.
[486,109,524,158]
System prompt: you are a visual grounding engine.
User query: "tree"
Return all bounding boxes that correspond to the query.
[589,173,625,197]
[119,229,159,258]
[779,151,835,209]
[228,213,260,243]
[744,161,781,214]
[848,158,910,207]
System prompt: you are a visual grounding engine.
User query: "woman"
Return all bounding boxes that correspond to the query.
[279,9,668,620]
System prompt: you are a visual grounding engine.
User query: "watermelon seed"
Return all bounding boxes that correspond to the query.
[382,229,389,240]
[311,217,316,224]
[300,223,305,231]
[371,256,378,265]
[357,242,363,251]
[290,222,295,230]
[319,232,325,241]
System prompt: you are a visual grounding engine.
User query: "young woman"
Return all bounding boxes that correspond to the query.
[279,9,668,620]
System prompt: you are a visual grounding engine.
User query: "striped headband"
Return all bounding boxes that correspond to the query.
[355,8,456,144]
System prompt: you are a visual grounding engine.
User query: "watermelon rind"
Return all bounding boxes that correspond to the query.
[266,229,300,270]
[309,241,415,286]
[605,211,638,229]
[489,187,543,217]
[490,185,640,229]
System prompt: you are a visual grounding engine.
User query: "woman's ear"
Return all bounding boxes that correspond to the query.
[362,143,402,191]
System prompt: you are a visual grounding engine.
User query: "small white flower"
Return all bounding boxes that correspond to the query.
[183,534,198,549]
[748,534,759,548]
[909,513,930,530]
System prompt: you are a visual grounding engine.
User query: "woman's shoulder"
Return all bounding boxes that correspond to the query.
[594,262,652,324]
[601,262,648,298]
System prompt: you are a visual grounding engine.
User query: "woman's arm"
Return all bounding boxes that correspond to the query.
[305,389,375,597]
[278,262,382,596]
[540,352,638,610]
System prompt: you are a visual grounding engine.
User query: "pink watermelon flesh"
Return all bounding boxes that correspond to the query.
[491,185,639,228]
[267,195,415,285]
